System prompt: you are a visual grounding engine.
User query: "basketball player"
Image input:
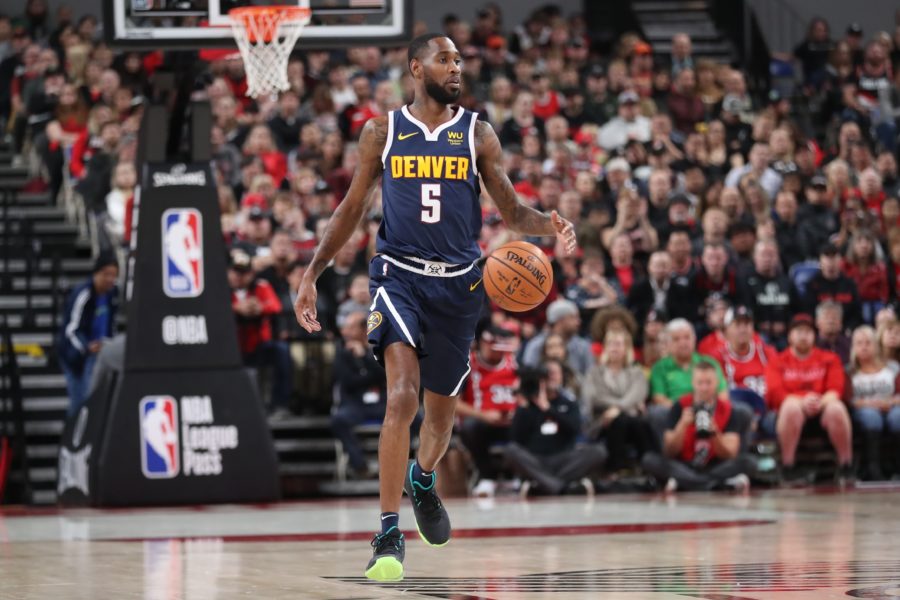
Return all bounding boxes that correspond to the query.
[295,34,576,581]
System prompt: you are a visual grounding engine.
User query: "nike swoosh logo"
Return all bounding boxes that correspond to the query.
[470,279,483,292]
[397,131,419,141]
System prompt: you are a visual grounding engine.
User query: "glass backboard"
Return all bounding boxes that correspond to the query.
[103,0,411,49]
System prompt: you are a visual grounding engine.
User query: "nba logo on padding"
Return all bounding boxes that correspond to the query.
[162,208,204,298]
[139,396,180,479]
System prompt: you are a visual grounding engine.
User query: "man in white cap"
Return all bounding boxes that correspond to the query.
[597,90,651,151]
[724,143,783,199]
[522,298,593,376]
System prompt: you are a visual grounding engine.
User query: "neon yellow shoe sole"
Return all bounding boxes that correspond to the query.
[416,522,449,547]
[365,556,404,582]
[404,460,451,546]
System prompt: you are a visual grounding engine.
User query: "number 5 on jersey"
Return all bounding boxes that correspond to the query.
[421,184,441,224]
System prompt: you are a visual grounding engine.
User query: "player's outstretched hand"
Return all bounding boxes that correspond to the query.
[551,210,577,255]
[294,276,322,333]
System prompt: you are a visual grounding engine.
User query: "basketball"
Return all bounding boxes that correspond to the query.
[483,241,553,312]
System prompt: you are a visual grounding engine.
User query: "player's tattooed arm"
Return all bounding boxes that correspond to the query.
[475,120,576,255]
[295,116,387,332]
[475,120,551,235]
[305,116,387,280]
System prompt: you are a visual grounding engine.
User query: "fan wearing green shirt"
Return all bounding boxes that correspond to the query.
[648,319,727,440]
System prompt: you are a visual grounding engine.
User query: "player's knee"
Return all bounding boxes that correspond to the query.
[384,384,419,426]
[389,379,419,402]
[425,409,455,434]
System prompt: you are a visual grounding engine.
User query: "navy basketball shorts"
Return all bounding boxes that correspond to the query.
[367,254,484,397]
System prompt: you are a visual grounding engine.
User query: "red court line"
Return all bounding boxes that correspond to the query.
[0,497,376,518]
[113,519,773,543]
[0,504,214,517]
[3,486,895,519]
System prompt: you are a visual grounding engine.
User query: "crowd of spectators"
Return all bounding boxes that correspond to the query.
[5,0,900,492]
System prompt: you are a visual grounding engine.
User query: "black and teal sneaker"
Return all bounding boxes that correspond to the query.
[365,527,405,582]
[403,460,451,547]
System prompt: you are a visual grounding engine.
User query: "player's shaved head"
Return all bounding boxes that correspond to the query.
[408,32,451,72]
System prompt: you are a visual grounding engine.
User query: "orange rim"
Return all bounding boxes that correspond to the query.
[229,6,311,44]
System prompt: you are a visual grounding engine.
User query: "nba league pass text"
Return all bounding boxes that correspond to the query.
[181,396,239,476]
[141,395,239,478]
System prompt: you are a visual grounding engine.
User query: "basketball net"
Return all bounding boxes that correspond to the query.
[228,6,311,98]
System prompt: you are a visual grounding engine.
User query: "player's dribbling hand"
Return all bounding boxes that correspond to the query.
[550,210,577,255]
[294,276,321,333]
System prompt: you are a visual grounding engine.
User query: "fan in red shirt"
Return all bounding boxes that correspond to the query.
[609,233,640,298]
[229,250,283,354]
[223,59,251,110]
[42,81,90,200]
[842,230,890,324]
[227,249,293,414]
[242,124,288,187]
[530,71,563,121]
[707,306,775,398]
[852,168,886,218]
[765,314,853,482]
[341,73,380,140]
[458,324,520,497]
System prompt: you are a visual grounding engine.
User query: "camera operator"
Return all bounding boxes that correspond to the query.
[505,362,607,495]
[641,361,755,493]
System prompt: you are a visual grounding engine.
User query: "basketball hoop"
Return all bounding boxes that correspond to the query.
[228,6,311,98]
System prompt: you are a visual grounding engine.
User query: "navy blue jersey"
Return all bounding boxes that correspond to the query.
[378,105,482,264]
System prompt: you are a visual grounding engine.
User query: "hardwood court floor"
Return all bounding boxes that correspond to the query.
[2,487,900,599]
